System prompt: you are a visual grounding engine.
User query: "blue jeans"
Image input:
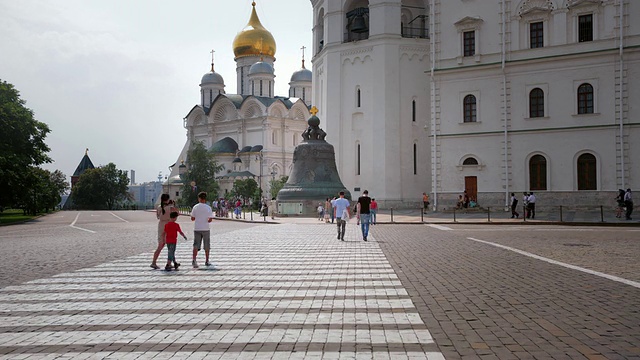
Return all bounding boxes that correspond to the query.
[370,210,377,224]
[360,213,370,238]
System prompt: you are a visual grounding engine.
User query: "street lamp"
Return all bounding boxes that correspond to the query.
[256,150,264,194]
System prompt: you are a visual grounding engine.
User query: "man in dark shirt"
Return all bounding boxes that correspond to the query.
[357,190,372,241]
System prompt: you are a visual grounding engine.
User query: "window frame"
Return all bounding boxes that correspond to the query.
[529,88,545,118]
[577,153,597,190]
[529,154,548,191]
[577,83,594,114]
[463,94,477,123]
[529,21,544,48]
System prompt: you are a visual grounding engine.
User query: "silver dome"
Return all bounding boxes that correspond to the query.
[249,61,274,75]
[201,71,224,85]
[290,68,312,82]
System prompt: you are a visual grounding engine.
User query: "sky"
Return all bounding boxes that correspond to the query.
[0,0,313,185]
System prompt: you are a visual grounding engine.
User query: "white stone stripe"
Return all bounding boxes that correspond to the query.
[2,280,405,292]
[0,288,410,301]
[31,274,400,284]
[0,329,435,347]
[0,298,417,312]
[0,312,425,327]
[0,352,445,360]
[61,268,397,276]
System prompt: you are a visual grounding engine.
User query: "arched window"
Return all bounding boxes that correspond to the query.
[412,100,416,122]
[463,95,477,122]
[529,155,547,190]
[577,153,597,190]
[577,83,594,114]
[357,88,361,108]
[529,88,544,118]
[463,157,478,165]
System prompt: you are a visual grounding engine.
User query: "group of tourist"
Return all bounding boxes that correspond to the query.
[616,188,634,220]
[326,190,378,241]
[151,192,214,271]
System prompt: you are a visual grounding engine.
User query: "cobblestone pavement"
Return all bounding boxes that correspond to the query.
[1,212,639,359]
[0,213,443,359]
[373,223,640,359]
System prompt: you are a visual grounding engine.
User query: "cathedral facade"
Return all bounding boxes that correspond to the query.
[165,3,312,200]
[310,0,639,209]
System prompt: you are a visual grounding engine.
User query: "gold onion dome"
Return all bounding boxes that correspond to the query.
[232,2,276,58]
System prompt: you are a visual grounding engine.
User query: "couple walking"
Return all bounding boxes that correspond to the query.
[332,190,373,241]
[151,192,214,270]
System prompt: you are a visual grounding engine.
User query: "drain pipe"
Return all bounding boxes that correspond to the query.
[501,0,509,209]
[430,0,437,210]
[619,0,625,189]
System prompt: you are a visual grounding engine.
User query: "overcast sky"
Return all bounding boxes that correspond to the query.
[0,0,312,184]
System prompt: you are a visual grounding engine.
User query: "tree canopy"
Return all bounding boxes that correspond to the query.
[269,175,288,199]
[179,141,224,206]
[229,178,259,205]
[71,163,131,210]
[0,80,52,208]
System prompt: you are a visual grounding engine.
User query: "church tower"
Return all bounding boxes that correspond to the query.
[310,0,431,206]
[232,2,277,96]
[200,52,225,107]
[289,53,312,104]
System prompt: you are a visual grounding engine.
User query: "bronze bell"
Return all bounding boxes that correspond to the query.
[277,108,351,214]
[350,15,368,33]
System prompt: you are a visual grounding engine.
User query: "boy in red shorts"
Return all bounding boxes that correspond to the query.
[164,212,187,271]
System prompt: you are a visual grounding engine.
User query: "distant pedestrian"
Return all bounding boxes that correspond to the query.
[624,188,633,220]
[615,189,625,218]
[324,198,331,223]
[510,193,519,218]
[370,198,378,225]
[522,192,529,218]
[422,192,430,210]
[333,191,351,241]
[527,192,536,219]
[357,190,372,241]
[163,212,187,271]
[463,191,470,209]
[317,203,324,221]
[330,197,337,223]
[151,194,178,270]
[191,192,213,268]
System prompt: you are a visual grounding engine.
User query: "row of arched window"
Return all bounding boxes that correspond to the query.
[462,82,595,122]
[532,153,597,190]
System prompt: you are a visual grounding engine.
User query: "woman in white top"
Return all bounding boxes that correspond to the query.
[151,193,178,269]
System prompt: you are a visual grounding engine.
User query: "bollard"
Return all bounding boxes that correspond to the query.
[391,208,394,223]
[560,205,563,222]
[421,208,424,223]
[453,209,457,222]
[250,211,253,221]
[487,207,491,222]
[523,205,526,222]
[600,205,604,222]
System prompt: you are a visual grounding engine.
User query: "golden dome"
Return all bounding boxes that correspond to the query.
[232,2,276,58]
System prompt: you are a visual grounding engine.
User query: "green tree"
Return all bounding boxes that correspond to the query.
[229,178,259,206]
[0,80,52,208]
[71,163,130,209]
[179,141,224,206]
[19,167,69,215]
[269,175,288,199]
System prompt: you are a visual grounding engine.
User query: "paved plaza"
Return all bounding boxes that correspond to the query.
[0,211,639,359]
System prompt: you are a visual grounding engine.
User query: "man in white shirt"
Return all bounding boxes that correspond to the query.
[191,192,213,268]
[332,191,351,241]
[527,192,536,219]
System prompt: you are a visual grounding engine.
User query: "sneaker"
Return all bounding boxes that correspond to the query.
[341,236,344,241]
[205,261,211,267]
[337,233,341,239]
[363,237,367,241]
[150,264,159,270]
[192,260,199,269]
[174,262,180,270]
[164,266,171,271]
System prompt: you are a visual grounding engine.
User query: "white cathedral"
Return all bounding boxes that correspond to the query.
[311,0,639,210]
[165,2,313,199]
[167,0,638,211]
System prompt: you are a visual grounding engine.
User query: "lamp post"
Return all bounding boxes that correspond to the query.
[256,150,264,195]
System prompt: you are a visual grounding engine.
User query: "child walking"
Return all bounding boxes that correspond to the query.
[164,211,187,271]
